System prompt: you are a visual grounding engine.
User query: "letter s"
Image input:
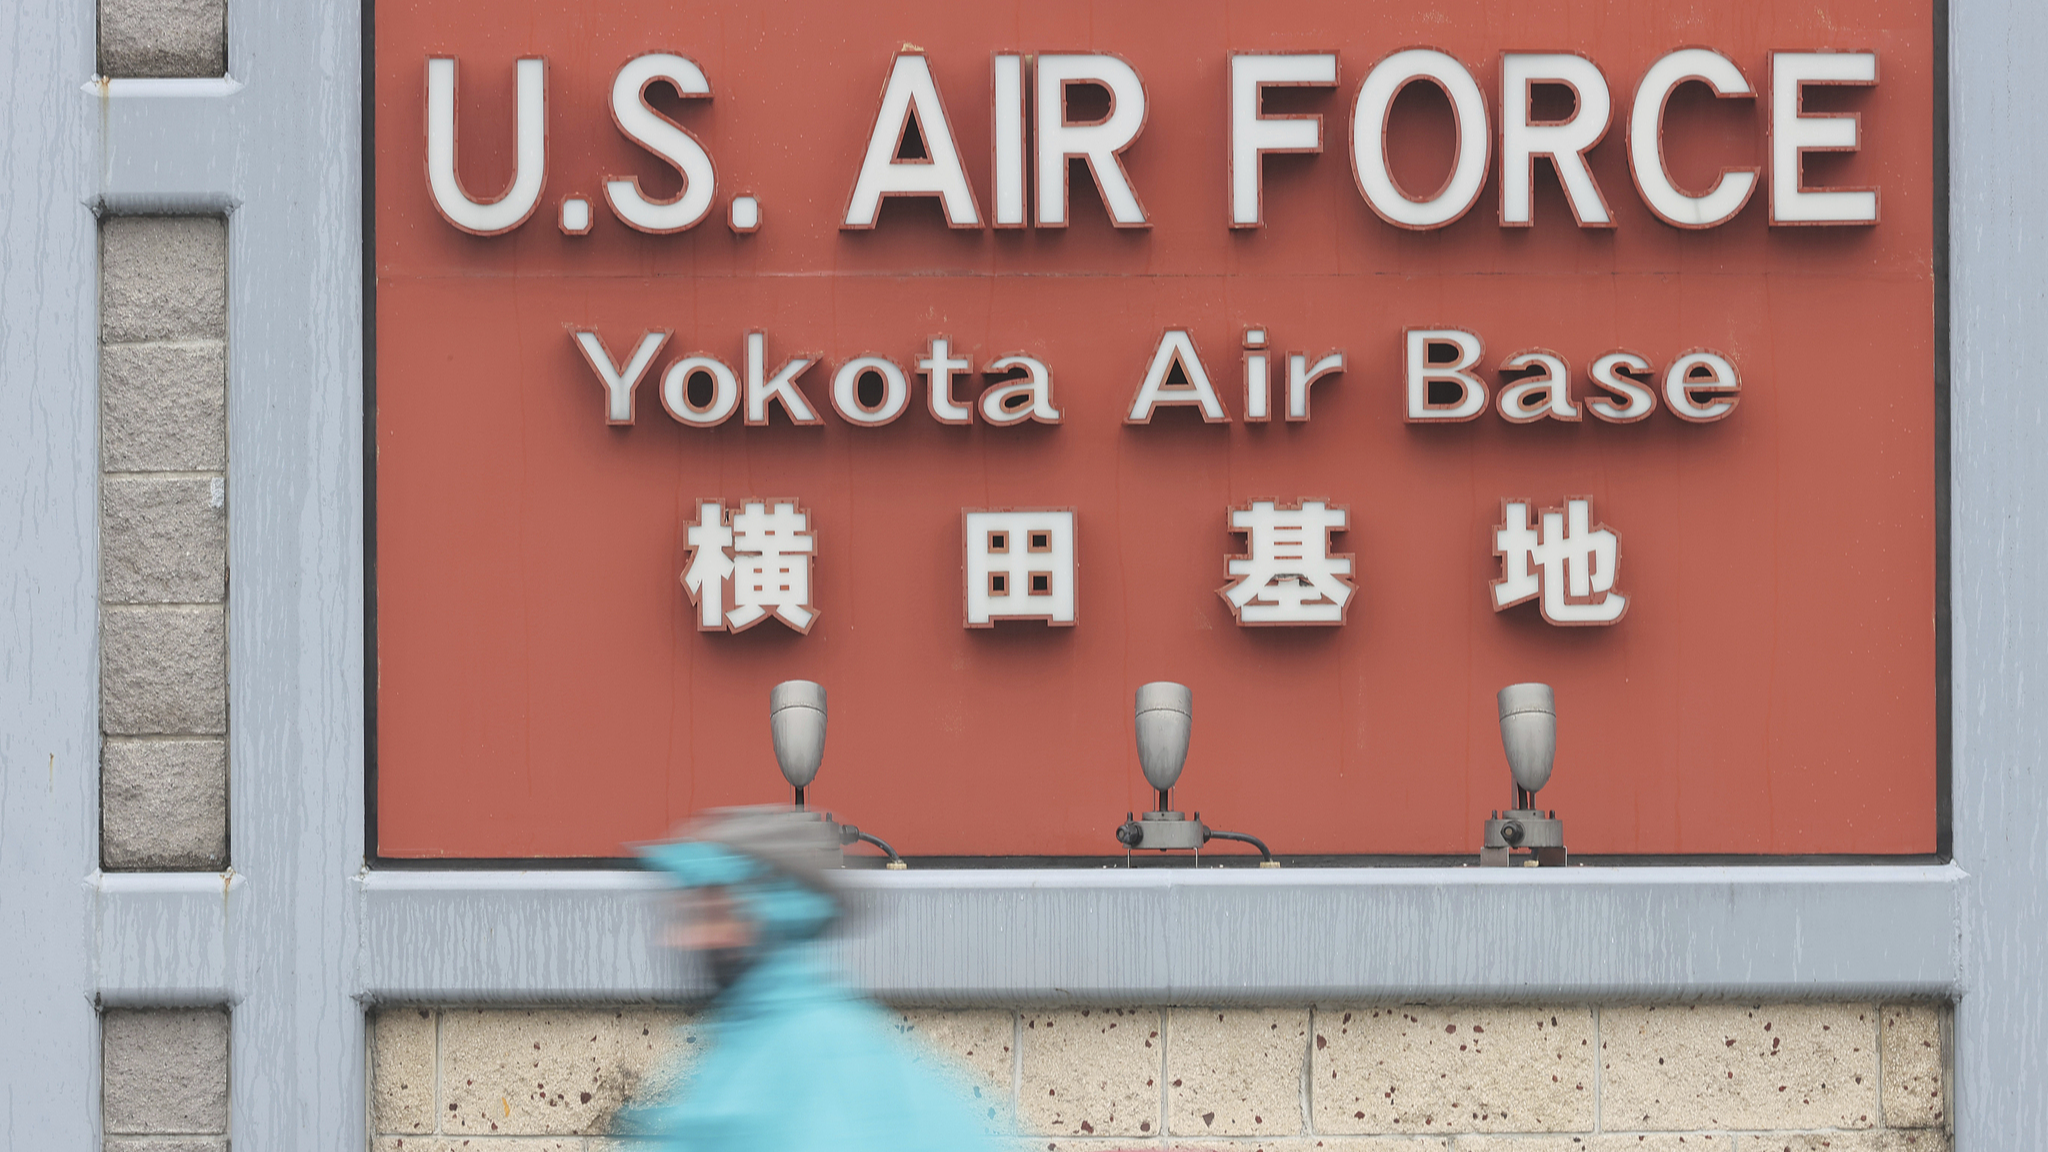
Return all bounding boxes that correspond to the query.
[605,54,716,233]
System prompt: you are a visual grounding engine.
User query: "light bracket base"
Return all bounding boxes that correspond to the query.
[1480,808,1567,867]
[1124,811,1208,851]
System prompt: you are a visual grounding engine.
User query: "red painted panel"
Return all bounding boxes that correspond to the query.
[374,0,1936,857]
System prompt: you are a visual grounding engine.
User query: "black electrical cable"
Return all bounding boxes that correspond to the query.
[1203,829,1274,863]
[854,829,904,867]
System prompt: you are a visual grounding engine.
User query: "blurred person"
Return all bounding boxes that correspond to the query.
[613,807,1003,1152]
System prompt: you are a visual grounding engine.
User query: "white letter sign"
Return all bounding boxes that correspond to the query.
[919,337,976,424]
[1493,497,1628,625]
[1219,500,1357,625]
[605,54,716,233]
[1496,349,1580,422]
[1404,328,1487,421]
[425,57,547,235]
[1229,53,1338,228]
[991,54,1028,228]
[1628,48,1758,228]
[1500,52,1614,227]
[683,499,819,634]
[572,329,669,424]
[1662,349,1741,421]
[661,355,740,426]
[745,332,822,425]
[1584,350,1657,422]
[1770,51,1880,225]
[980,355,1062,425]
[965,510,1077,626]
[1036,54,1150,227]
[1128,330,1227,422]
[844,53,982,228]
[831,357,912,425]
[1286,351,1345,421]
[1351,49,1490,229]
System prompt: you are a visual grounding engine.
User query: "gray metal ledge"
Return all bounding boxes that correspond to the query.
[349,865,1964,1005]
[92,871,243,1006]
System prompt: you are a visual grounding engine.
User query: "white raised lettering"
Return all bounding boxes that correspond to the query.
[1404,329,1486,422]
[605,54,716,233]
[745,332,822,426]
[1350,49,1490,230]
[661,355,740,426]
[1770,52,1879,225]
[980,355,1062,424]
[844,53,981,228]
[572,329,668,425]
[1585,351,1657,422]
[1128,330,1226,422]
[1230,53,1338,228]
[425,57,547,235]
[1663,349,1741,421]
[1629,48,1758,228]
[1036,54,1150,227]
[1500,53,1614,227]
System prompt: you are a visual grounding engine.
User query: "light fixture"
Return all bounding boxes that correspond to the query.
[768,680,907,869]
[1114,681,1279,866]
[1481,682,1567,866]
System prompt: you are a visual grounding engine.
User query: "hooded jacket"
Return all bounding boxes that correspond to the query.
[620,814,1003,1152]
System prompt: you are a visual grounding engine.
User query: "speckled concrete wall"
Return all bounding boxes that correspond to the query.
[367,1003,1949,1152]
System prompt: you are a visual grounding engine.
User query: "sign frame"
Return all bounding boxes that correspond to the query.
[362,0,1955,866]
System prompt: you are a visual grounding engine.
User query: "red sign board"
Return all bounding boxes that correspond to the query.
[374,0,1937,858]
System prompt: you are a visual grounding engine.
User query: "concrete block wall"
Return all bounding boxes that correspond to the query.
[368,1003,1950,1152]
[102,1008,231,1152]
[99,215,230,871]
[368,1008,703,1149]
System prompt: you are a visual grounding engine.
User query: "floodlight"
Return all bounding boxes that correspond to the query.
[1115,682,1279,867]
[1481,682,1568,867]
[767,680,906,870]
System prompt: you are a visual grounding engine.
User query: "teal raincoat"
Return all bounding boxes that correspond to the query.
[619,837,1003,1152]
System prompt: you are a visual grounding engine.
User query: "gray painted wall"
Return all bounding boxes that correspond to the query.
[1948,0,2048,1143]
[1,1,103,1143]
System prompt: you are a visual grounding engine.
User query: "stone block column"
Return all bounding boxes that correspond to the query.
[98,0,228,78]
[102,1009,231,1152]
[99,215,229,870]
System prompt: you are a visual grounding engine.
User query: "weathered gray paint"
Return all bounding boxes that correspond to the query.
[0,1,104,1144]
[353,866,1965,1005]
[1,0,2042,1147]
[95,873,242,1008]
[78,5,366,1152]
[1948,0,2048,1144]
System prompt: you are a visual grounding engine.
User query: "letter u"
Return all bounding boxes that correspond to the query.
[425,57,547,235]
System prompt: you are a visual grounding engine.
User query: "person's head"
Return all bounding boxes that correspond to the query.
[664,884,755,951]
[641,807,844,993]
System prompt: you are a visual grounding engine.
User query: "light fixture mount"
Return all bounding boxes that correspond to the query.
[1481,682,1567,866]
[1115,681,1279,866]
[768,679,908,869]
